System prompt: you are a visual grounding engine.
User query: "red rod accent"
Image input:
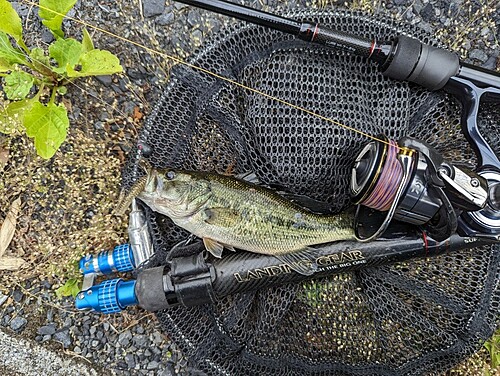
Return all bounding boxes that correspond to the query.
[312,24,319,42]
[422,231,429,256]
[368,39,376,57]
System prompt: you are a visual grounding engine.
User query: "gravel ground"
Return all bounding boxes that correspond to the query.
[0,0,499,375]
[0,329,100,376]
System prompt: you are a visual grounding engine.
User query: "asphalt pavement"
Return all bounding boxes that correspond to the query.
[0,329,103,376]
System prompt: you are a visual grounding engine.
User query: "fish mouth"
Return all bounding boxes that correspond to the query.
[144,169,158,194]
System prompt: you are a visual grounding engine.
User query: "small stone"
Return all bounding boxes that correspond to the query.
[0,293,7,307]
[95,75,113,87]
[133,334,148,348]
[192,29,203,43]
[42,280,52,289]
[156,12,174,26]
[208,19,220,33]
[103,322,110,331]
[10,317,27,332]
[187,10,201,27]
[147,361,159,370]
[41,30,54,44]
[38,324,56,336]
[91,340,99,347]
[484,55,497,70]
[74,346,82,354]
[11,2,29,17]
[469,49,489,63]
[158,368,174,376]
[94,121,104,131]
[2,315,10,326]
[420,3,434,20]
[12,289,23,302]
[481,27,491,37]
[136,325,145,335]
[42,335,51,342]
[152,331,163,345]
[63,317,72,327]
[143,0,165,17]
[54,329,72,348]
[173,2,188,10]
[118,330,132,346]
[125,353,136,368]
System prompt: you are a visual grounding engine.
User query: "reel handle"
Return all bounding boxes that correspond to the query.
[445,74,500,171]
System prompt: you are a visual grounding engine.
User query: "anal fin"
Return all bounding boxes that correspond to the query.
[224,245,236,252]
[275,247,319,276]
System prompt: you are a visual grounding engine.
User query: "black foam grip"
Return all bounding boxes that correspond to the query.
[384,35,460,91]
[383,35,422,81]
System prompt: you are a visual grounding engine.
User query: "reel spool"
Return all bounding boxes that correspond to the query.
[350,137,443,241]
[351,136,495,241]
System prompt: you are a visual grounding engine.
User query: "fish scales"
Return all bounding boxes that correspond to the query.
[137,169,355,258]
[204,174,351,254]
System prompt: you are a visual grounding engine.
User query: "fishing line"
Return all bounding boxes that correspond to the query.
[20,0,412,153]
[360,139,403,211]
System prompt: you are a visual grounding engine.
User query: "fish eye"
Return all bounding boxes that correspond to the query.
[166,171,176,180]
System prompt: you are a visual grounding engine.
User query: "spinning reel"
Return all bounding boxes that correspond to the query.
[351,136,500,242]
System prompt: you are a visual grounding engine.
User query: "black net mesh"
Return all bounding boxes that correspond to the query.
[122,9,500,376]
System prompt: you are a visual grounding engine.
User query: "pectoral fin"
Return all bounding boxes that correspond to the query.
[275,247,319,276]
[203,208,240,227]
[203,238,224,258]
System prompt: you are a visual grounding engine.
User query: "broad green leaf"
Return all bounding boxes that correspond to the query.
[55,278,81,298]
[82,27,94,52]
[0,98,34,134]
[29,47,52,75]
[0,0,22,42]
[23,101,69,159]
[48,38,82,74]
[0,31,26,69]
[67,49,122,77]
[0,58,10,72]
[4,70,34,100]
[39,0,78,37]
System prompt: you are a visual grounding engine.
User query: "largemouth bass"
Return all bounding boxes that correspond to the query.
[136,169,355,275]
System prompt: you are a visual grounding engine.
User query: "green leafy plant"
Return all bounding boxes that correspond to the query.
[55,277,81,298]
[0,0,122,158]
[484,330,500,371]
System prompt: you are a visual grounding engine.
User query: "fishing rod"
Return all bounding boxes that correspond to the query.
[75,226,494,313]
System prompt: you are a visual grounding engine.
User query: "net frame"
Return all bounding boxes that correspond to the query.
[122,8,500,376]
